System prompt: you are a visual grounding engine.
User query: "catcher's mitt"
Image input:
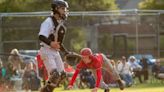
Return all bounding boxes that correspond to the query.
[64,52,81,66]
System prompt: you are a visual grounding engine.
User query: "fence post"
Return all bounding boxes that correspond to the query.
[0,14,3,53]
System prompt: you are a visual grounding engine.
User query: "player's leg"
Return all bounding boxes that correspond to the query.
[92,70,110,92]
[40,69,61,92]
[39,48,61,92]
[101,54,124,90]
[54,52,67,85]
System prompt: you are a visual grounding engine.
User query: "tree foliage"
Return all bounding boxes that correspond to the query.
[139,0,164,9]
[0,0,50,12]
[0,0,118,12]
[67,0,118,11]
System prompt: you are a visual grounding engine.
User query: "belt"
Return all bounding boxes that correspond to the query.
[40,44,50,48]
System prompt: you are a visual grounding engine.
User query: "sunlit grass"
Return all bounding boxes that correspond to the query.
[54,87,164,92]
[53,80,164,92]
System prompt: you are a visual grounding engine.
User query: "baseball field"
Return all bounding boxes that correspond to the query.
[53,80,164,92]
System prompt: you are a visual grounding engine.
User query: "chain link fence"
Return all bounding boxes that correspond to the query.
[0,9,164,58]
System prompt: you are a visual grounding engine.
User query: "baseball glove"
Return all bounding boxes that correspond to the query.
[64,52,81,66]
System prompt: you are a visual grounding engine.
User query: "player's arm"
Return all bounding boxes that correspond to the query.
[39,35,60,49]
[68,68,80,86]
[39,18,52,46]
[91,67,102,92]
[91,55,102,88]
[68,61,85,89]
[58,31,69,55]
[95,68,102,88]
[39,35,51,46]
[60,43,69,55]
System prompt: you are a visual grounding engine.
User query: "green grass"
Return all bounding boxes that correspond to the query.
[53,80,164,92]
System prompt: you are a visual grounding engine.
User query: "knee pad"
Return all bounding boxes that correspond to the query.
[40,84,54,92]
[49,69,67,85]
[60,71,67,79]
[49,69,60,84]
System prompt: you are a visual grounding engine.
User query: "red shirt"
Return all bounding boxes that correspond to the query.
[69,53,103,87]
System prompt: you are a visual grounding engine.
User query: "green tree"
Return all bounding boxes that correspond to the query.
[0,0,118,12]
[139,0,164,9]
[67,0,118,11]
[0,0,50,12]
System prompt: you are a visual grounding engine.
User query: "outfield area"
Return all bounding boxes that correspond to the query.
[52,63,164,92]
[53,81,164,92]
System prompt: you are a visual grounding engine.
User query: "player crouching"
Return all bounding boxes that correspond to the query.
[67,48,125,92]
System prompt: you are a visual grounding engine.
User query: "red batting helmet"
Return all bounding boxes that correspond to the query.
[80,48,92,56]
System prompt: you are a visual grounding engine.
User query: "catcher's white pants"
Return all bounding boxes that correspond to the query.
[39,47,64,76]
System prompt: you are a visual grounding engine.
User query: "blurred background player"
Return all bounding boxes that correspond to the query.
[38,0,70,92]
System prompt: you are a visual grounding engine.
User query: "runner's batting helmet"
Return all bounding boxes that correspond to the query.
[80,48,93,56]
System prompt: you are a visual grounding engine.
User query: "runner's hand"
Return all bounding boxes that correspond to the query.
[67,85,73,90]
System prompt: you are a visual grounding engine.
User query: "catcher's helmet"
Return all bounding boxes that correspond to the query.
[51,0,69,9]
[80,48,92,56]
[51,0,69,20]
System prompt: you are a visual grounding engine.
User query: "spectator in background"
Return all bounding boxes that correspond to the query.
[152,59,164,79]
[110,60,117,70]
[117,56,133,87]
[8,48,24,76]
[139,57,149,82]
[0,58,6,82]
[0,59,7,91]
[22,62,40,92]
[128,56,143,83]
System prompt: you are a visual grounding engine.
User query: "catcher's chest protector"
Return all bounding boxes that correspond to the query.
[48,16,66,43]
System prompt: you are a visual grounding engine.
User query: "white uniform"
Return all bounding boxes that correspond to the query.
[39,17,64,75]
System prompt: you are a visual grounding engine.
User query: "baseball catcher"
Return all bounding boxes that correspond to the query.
[38,0,70,92]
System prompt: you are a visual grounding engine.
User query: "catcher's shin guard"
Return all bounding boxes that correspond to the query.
[60,71,67,79]
[40,69,60,92]
[56,71,67,87]
[49,69,61,84]
[40,69,67,92]
[104,89,110,92]
[40,84,54,92]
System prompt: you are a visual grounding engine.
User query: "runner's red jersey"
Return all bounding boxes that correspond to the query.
[69,53,103,87]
